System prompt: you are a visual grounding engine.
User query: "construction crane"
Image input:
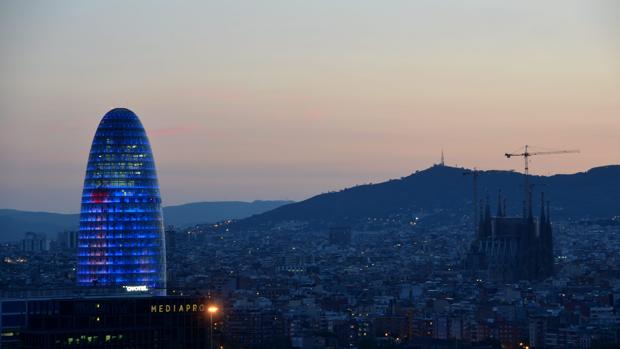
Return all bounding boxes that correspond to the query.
[463,168,482,230]
[505,145,579,214]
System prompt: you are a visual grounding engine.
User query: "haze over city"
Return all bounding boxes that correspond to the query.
[1,0,619,212]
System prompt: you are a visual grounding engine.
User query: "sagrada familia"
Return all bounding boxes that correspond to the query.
[466,192,554,283]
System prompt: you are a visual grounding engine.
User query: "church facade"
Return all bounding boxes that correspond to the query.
[466,193,554,283]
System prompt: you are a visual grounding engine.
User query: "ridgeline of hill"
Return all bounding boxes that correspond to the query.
[3,165,618,240]
[0,200,292,242]
[235,165,620,229]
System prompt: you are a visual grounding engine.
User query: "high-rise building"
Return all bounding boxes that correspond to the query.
[56,230,78,250]
[20,232,49,252]
[77,108,166,294]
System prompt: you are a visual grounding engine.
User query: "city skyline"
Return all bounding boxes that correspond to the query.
[1,1,619,212]
[1,3,619,348]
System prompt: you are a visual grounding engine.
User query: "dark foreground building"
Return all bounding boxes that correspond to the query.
[77,108,166,295]
[1,296,214,349]
[466,193,554,283]
[1,295,292,349]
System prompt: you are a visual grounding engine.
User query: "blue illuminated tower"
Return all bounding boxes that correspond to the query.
[77,108,166,294]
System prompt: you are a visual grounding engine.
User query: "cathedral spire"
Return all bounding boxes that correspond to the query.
[484,194,491,220]
[478,200,485,239]
[540,192,546,226]
[527,187,534,223]
[496,190,503,217]
[483,195,493,237]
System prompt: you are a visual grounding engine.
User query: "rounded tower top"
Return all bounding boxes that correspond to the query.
[97,108,145,131]
[102,107,139,119]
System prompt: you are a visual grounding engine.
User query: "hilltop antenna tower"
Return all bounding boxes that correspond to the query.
[440,149,445,166]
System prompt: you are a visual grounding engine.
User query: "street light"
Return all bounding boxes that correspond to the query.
[207,306,219,349]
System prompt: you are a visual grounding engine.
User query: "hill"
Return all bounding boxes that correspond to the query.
[0,200,292,242]
[162,201,293,227]
[236,165,620,228]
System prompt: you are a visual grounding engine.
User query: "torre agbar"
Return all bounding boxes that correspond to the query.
[77,108,166,294]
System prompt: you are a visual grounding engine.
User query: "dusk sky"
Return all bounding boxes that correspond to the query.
[1,1,619,213]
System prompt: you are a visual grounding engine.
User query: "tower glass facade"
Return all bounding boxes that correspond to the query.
[77,108,166,293]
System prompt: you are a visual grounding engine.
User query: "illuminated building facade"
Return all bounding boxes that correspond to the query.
[77,108,166,294]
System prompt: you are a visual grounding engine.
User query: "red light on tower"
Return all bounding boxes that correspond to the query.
[91,189,109,204]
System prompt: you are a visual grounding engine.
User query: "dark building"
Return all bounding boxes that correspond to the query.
[466,192,554,283]
[56,231,78,250]
[0,299,27,349]
[223,305,287,348]
[2,296,218,349]
[373,314,410,340]
[20,232,48,252]
[77,108,166,295]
